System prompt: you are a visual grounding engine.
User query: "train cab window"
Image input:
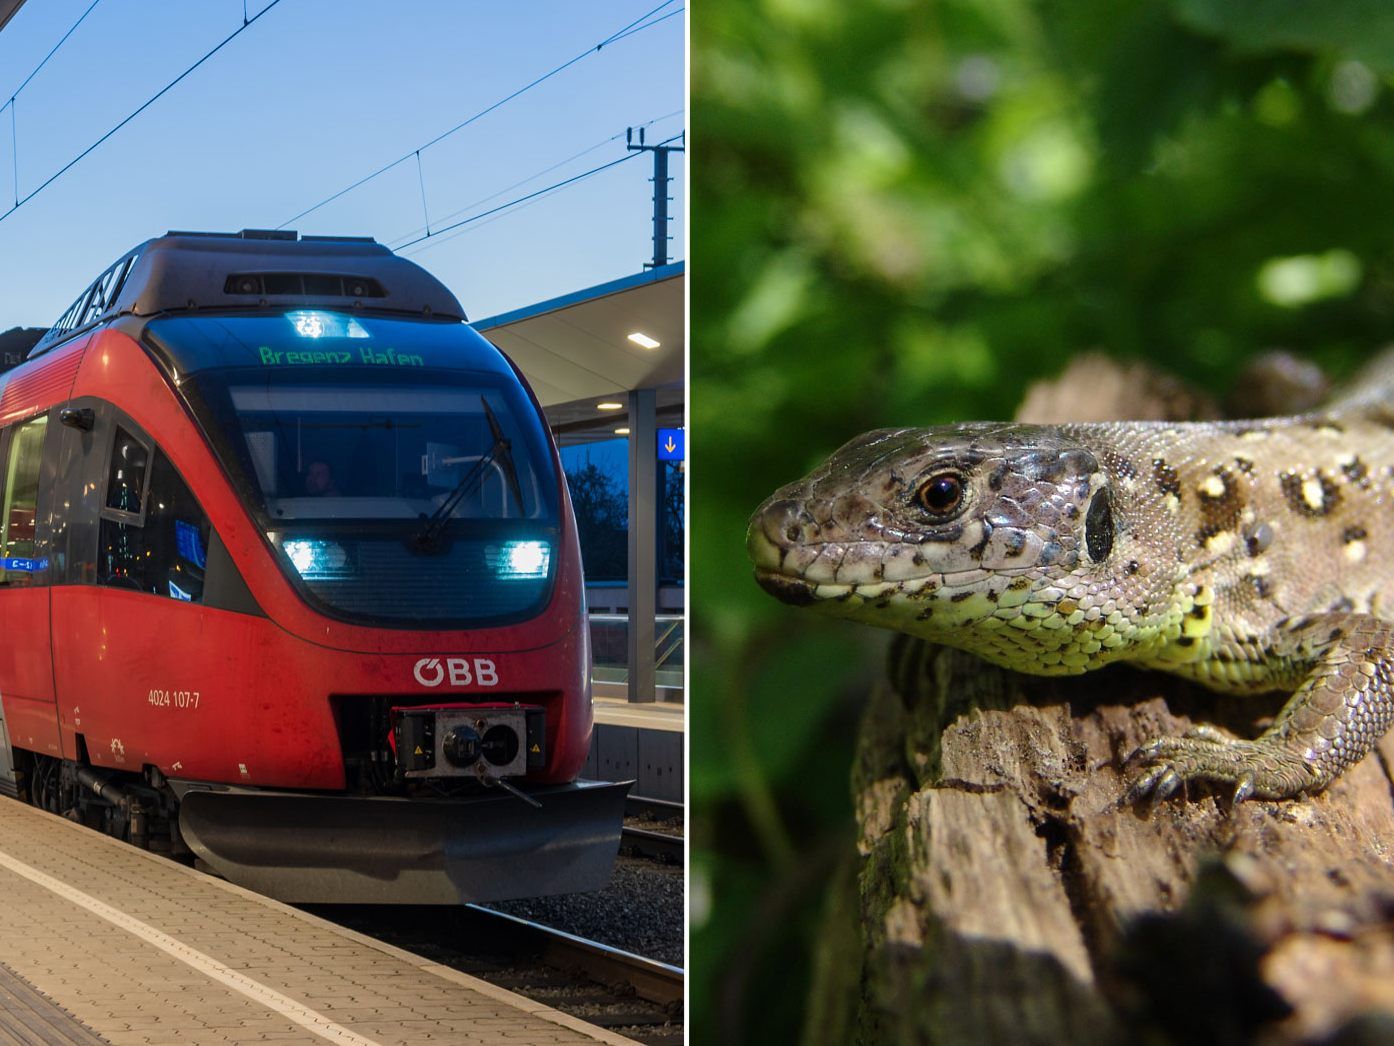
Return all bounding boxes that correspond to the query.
[99,440,211,603]
[0,415,47,585]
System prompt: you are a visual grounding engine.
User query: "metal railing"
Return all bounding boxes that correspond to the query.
[589,612,684,694]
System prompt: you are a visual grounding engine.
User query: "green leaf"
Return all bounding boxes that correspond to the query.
[1174,0,1394,72]
[746,626,874,782]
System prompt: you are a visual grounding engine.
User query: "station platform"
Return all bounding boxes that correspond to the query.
[591,693,684,733]
[585,693,684,804]
[0,798,637,1045]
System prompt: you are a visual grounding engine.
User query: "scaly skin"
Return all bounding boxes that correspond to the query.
[746,372,1394,802]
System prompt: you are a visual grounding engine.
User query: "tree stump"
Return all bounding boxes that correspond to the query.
[804,357,1394,1045]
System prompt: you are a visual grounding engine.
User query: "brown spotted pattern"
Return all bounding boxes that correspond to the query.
[1279,469,1342,518]
[1341,456,1370,487]
[1153,458,1181,498]
[1195,465,1246,549]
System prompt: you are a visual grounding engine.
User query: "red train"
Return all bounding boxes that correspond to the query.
[0,230,627,903]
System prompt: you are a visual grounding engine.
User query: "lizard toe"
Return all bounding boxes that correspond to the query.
[1150,767,1183,801]
[1184,723,1235,743]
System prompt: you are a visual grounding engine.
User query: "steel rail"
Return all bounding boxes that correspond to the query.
[625,794,684,825]
[622,825,683,864]
[465,903,683,1008]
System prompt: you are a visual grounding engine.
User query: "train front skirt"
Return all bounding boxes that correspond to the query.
[176,780,633,904]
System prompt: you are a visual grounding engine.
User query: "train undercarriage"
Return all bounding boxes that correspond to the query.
[3,745,630,905]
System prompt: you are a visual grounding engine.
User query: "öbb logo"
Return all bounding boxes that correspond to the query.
[412,657,499,688]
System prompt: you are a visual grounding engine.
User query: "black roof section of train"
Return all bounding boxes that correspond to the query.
[30,229,467,360]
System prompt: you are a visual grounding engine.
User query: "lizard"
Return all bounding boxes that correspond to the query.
[745,356,1394,802]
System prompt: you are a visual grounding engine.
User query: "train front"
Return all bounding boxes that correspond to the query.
[143,306,628,904]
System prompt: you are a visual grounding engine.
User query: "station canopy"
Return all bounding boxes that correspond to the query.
[473,263,683,443]
[0,1,26,33]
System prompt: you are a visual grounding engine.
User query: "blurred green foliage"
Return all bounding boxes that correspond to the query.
[691,0,1394,1041]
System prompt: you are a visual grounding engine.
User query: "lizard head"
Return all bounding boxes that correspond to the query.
[747,423,1168,672]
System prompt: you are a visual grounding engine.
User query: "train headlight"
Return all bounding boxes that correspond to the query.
[487,540,550,580]
[290,311,326,338]
[282,538,351,580]
[286,310,370,340]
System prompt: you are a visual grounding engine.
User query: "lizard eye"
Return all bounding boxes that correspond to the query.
[916,472,965,517]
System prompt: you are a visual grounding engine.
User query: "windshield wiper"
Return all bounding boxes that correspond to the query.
[408,397,524,553]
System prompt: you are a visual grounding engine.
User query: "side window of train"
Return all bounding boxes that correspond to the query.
[98,429,212,603]
[106,427,148,514]
[0,415,49,586]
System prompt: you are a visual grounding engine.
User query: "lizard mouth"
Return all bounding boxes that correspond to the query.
[747,515,825,605]
[753,567,820,607]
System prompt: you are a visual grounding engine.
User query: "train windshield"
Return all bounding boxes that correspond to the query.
[223,383,551,524]
[145,312,562,628]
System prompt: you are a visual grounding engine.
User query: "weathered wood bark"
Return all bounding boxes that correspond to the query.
[808,652,1394,1045]
[804,357,1394,1046]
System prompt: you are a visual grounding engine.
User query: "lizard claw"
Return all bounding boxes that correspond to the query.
[1232,775,1256,804]
[1125,726,1321,803]
[1130,737,1167,761]
[1123,763,1181,803]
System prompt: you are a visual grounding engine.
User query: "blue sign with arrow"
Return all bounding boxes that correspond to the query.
[657,428,684,461]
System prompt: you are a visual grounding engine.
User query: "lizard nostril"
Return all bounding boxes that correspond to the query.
[757,498,813,547]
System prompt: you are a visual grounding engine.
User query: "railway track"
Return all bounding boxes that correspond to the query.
[311,901,684,1045]
[624,795,684,825]
[622,824,684,863]
[466,904,683,1009]
[622,795,684,863]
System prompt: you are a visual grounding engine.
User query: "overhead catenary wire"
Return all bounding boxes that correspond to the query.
[397,154,639,251]
[0,0,286,228]
[2,0,107,204]
[386,109,685,249]
[276,0,681,230]
[400,127,686,258]
[400,172,608,260]
[399,187,559,259]
[389,109,684,247]
[394,131,684,252]
[414,151,430,237]
[603,4,682,47]
[3,0,104,103]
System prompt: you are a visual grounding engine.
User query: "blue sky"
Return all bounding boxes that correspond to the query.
[0,0,685,330]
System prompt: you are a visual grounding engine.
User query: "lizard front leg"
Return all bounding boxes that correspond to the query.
[1127,614,1394,802]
